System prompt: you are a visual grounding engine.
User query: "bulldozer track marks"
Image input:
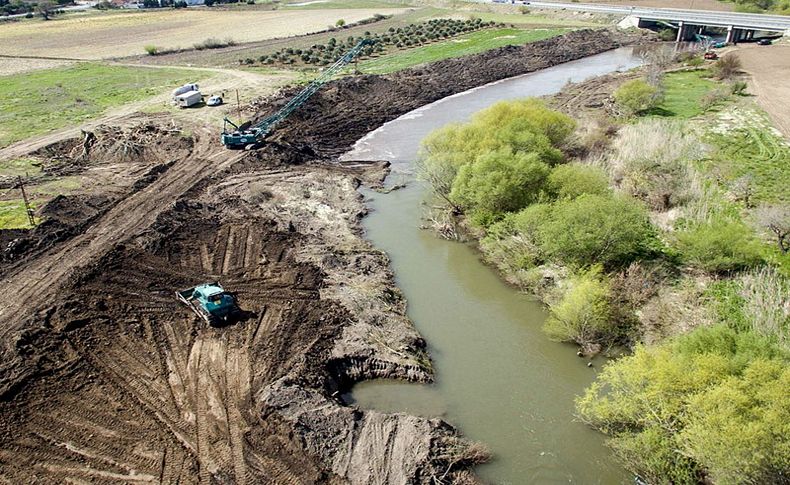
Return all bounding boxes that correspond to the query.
[0,142,245,337]
[1,112,378,483]
[0,196,333,481]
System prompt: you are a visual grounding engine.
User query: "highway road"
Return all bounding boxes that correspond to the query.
[486,0,790,31]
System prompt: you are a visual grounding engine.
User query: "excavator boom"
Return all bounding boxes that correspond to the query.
[221,39,371,148]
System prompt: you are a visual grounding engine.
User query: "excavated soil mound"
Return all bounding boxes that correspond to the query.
[258,29,639,158]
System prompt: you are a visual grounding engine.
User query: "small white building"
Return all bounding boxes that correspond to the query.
[175,90,202,108]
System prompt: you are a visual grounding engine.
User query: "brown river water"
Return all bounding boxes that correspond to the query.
[342,47,644,484]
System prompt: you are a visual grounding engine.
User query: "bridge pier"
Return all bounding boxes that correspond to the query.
[676,21,695,42]
[726,25,736,43]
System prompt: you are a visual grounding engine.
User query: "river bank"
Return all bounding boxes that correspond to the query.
[342,47,646,483]
[0,29,643,483]
[397,46,790,483]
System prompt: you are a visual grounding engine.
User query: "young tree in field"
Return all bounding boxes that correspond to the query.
[37,0,56,19]
[754,204,790,253]
[711,54,742,80]
[613,79,663,116]
[335,18,346,27]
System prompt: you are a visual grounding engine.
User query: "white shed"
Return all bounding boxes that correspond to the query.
[175,90,202,108]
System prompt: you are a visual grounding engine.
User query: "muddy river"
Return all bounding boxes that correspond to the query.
[342,48,643,484]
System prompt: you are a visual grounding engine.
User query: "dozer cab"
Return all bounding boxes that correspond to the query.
[176,282,239,326]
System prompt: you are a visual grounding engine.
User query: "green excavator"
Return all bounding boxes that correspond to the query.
[221,39,371,149]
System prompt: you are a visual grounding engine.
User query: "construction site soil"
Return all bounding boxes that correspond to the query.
[0,29,639,484]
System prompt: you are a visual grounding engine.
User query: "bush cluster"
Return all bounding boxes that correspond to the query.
[613,78,663,115]
[420,100,665,346]
[248,18,498,67]
[577,325,789,485]
[420,99,573,221]
[673,217,765,272]
[543,267,612,344]
[521,194,658,269]
[194,37,236,50]
[711,54,742,80]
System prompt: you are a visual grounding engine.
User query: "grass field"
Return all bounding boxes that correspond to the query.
[0,158,41,177]
[0,63,202,148]
[0,58,75,77]
[707,124,790,203]
[0,8,407,59]
[0,200,35,230]
[281,0,409,8]
[359,27,569,74]
[648,69,718,118]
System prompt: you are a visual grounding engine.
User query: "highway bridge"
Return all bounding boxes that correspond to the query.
[488,1,790,42]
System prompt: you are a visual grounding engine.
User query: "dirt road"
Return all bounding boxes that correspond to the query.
[0,29,637,483]
[0,63,289,159]
[737,43,790,139]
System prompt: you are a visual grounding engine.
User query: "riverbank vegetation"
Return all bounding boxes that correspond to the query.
[418,48,789,482]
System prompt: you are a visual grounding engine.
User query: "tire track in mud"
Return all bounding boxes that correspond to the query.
[0,134,245,339]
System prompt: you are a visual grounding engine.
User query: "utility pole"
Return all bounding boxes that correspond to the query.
[17,175,36,227]
[236,89,241,121]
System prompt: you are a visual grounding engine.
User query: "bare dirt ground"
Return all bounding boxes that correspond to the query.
[736,43,790,139]
[0,57,75,76]
[0,9,407,60]
[0,29,637,483]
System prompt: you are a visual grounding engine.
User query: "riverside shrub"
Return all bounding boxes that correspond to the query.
[674,218,764,272]
[546,163,610,200]
[544,267,611,344]
[528,194,657,268]
[577,325,789,484]
[613,79,662,115]
[418,99,574,212]
[449,149,551,225]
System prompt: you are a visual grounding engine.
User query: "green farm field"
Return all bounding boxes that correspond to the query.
[359,27,570,74]
[0,63,203,148]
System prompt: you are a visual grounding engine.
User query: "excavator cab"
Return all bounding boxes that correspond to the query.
[221,118,263,149]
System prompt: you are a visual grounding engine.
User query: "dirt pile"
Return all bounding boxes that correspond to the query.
[0,120,193,275]
[257,29,643,158]
[0,30,640,483]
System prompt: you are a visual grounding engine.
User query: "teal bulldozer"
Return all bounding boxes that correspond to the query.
[176,282,239,326]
